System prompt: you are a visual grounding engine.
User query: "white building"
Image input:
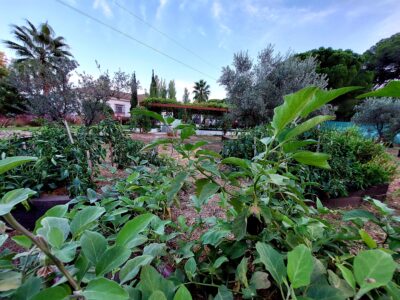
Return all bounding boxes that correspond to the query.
[107,92,146,118]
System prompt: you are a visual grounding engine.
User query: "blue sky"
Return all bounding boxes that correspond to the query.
[1,0,399,100]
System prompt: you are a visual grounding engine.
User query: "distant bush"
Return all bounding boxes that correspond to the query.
[303,128,397,198]
[223,126,396,198]
[222,125,273,159]
[130,107,152,133]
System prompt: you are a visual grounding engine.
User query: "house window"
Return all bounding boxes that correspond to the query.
[115,104,125,114]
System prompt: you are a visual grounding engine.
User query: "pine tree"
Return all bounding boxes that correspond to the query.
[159,79,167,98]
[183,87,190,103]
[149,69,158,97]
[168,80,176,100]
[130,72,139,108]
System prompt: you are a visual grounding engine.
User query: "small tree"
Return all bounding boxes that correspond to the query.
[149,69,158,97]
[131,107,152,133]
[193,79,210,102]
[159,79,167,99]
[168,80,176,100]
[182,87,190,103]
[9,57,79,122]
[219,45,327,127]
[78,69,130,126]
[130,72,140,108]
[352,97,400,142]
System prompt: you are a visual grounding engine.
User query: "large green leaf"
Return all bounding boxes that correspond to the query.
[292,151,331,169]
[255,242,286,286]
[70,206,105,236]
[0,156,37,175]
[166,172,188,202]
[34,204,69,233]
[287,244,313,289]
[37,217,70,249]
[116,213,155,248]
[353,249,396,298]
[149,291,167,300]
[82,278,129,300]
[221,157,251,171]
[119,255,154,284]
[300,86,361,118]
[80,231,107,265]
[0,271,21,291]
[282,115,335,142]
[95,245,131,276]
[184,257,197,280]
[236,256,249,288]
[214,285,233,300]
[31,285,71,300]
[359,229,377,249]
[139,265,175,300]
[306,284,344,300]
[173,285,192,300]
[357,81,400,99]
[12,276,42,300]
[0,188,36,216]
[336,263,356,291]
[272,86,318,134]
[132,109,165,124]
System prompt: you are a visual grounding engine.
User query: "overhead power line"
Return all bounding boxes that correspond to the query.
[113,0,217,68]
[54,0,217,81]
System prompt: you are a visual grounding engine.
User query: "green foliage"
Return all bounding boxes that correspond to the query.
[304,128,397,198]
[297,47,374,89]
[149,69,158,98]
[193,79,210,103]
[1,85,399,300]
[168,80,176,100]
[130,72,139,109]
[352,97,400,142]
[364,32,400,84]
[130,107,153,133]
[224,126,396,198]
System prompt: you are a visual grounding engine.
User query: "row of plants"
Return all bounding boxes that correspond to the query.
[142,97,229,109]
[222,123,396,198]
[0,85,399,299]
[0,119,157,197]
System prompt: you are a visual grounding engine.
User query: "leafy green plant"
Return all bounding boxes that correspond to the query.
[1,85,399,299]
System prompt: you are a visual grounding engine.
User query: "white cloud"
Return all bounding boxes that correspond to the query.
[212,1,223,19]
[93,0,113,18]
[156,0,169,20]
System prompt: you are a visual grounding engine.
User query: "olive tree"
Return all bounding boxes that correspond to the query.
[8,57,79,121]
[219,45,327,127]
[78,69,131,126]
[352,97,400,142]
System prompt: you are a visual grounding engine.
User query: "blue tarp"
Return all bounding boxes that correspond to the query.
[324,121,400,144]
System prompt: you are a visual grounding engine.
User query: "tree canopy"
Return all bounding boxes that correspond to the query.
[364,33,400,84]
[220,45,327,127]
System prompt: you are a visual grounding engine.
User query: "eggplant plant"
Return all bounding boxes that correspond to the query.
[0,85,398,299]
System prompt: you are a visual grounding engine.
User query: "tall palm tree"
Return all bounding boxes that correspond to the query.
[4,20,72,67]
[193,79,210,102]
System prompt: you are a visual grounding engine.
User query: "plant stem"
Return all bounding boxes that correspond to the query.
[3,213,80,291]
[63,119,74,144]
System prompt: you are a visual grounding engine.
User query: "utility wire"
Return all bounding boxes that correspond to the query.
[55,0,217,81]
[112,0,217,69]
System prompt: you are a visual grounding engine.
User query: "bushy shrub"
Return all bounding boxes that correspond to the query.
[0,125,104,196]
[223,126,396,198]
[2,86,399,300]
[130,107,152,133]
[221,124,273,159]
[304,128,396,197]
